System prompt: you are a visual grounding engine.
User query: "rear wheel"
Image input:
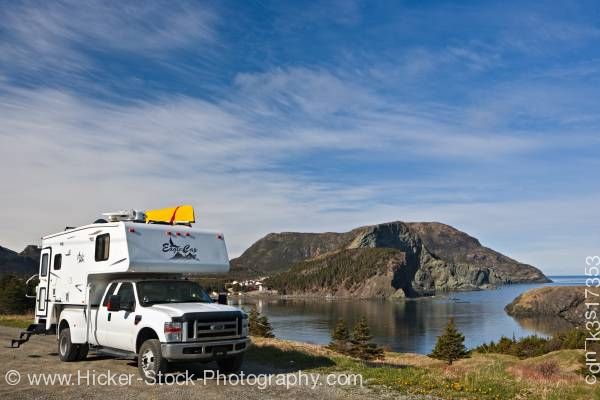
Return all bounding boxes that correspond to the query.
[138,339,168,382]
[76,343,89,360]
[58,328,80,362]
[216,353,244,374]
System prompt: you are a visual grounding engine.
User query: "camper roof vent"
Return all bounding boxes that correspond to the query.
[102,209,146,223]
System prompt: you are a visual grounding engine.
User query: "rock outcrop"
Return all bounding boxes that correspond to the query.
[505,286,586,326]
[232,221,549,298]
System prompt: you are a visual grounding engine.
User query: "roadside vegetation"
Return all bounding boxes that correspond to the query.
[327,317,383,360]
[429,319,470,364]
[248,307,275,338]
[0,313,32,329]
[0,274,34,314]
[475,328,593,358]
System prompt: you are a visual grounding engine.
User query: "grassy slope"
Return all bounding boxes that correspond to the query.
[248,337,598,400]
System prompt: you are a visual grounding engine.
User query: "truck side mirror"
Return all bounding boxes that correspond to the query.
[107,295,121,312]
[25,274,39,299]
[217,293,227,305]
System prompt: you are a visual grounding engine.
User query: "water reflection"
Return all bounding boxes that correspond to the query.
[511,316,574,335]
[230,277,583,354]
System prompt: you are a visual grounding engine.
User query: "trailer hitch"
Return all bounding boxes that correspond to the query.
[10,324,47,348]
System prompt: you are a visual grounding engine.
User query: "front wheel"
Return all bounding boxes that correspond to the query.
[216,353,244,374]
[138,339,168,382]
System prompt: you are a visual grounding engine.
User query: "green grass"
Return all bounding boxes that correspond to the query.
[0,314,33,329]
[329,356,525,399]
[248,338,600,400]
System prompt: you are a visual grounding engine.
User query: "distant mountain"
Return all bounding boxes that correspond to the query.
[231,221,550,298]
[20,245,40,262]
[0,244,40,276]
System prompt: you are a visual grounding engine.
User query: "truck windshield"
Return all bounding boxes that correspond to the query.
[137,281,212,306]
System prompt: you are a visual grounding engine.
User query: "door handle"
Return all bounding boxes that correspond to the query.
[108,313,111,322]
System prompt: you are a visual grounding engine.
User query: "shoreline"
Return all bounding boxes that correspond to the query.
[229,280,556,301]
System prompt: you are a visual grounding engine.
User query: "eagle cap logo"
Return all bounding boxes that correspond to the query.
[162,238,198,260]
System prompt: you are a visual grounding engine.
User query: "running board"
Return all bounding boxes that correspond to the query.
[10,324,47,348]
[93,346,137,360]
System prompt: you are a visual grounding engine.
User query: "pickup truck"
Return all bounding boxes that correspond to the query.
[57,278,249,381]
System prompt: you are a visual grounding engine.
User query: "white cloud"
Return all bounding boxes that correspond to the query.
[0,1,598,282]
[0,1,218,74]
[233,67,379,118]
[0,64,596,277]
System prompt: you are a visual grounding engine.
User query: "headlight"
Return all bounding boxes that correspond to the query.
[164,322,182,342]
[241,313,249,336]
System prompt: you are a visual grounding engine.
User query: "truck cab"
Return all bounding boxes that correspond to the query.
[58,278,248,380]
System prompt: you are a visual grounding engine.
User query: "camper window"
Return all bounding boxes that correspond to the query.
[95,233,110,261]
[40,253,48,277]
[53,254,62,270]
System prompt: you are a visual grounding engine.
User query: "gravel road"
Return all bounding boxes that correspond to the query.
[0,325,429,400]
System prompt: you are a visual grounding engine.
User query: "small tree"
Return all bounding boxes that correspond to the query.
[429,319,469,365]
[248,307,274,338]
[348,317,383,360]
[327,319,350,354]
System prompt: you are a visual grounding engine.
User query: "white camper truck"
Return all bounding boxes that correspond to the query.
[12,206,249,380]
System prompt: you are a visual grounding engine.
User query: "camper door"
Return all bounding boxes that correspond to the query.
[36,248,51,318]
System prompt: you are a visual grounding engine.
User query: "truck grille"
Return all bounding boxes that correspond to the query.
[185,319,239,342]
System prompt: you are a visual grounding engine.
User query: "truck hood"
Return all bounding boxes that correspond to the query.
[149,302,242,318]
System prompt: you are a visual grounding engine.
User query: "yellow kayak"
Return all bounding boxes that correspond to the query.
[145,205,195,224]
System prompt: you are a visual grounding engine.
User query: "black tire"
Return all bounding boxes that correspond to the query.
[216,353,244,374]
[58,328,80,362]
[77,343,89,361]
[138,339,168,382]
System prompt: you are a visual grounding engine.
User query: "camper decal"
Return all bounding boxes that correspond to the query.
[77,252,85,263]
[162,238,198,260]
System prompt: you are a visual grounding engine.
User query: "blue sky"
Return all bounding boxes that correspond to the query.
[0,1,599,275]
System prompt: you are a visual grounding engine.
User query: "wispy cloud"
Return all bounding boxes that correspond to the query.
[0,1,599,276]
[0,1,218,77]
[0,66,589,269]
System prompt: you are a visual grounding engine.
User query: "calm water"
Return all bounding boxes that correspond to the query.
[229,276,584,354]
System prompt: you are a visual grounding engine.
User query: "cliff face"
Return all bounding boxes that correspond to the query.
[505,286,586,326]
[233,221,549,298]
[407,222,544,284]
